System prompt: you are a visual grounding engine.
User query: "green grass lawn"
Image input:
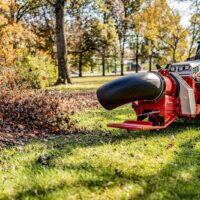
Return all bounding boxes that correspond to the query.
[0,76,200,200]
[48,76,118,92]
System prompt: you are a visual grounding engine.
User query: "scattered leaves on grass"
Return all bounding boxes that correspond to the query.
[0,90,100,146]
[166,143,175,149]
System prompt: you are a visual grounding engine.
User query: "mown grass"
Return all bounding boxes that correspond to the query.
[48,76,118,92]
[0,76,200,200]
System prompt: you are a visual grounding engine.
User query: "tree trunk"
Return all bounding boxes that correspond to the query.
[113,47,117,75]
[91,65,94,73]
[135,35,139,73]
[55,0,72,84]
[148,41,152,71]
[188,35,196,59]
[172,49,176,63]
[120,39,125,76]
[107,60,110,73]
[79,53,83,77]
[172,40,178,63]
[188,13,198,58]
[120,53,124,76]
[102,54,106,76]
[149,55,152,72]
[114,56,117,75]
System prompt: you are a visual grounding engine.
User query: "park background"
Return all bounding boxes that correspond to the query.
[0,0,199,199]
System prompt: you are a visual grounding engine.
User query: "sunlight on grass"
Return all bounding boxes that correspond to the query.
[47,76,118,92]
[0,105,200,199]
[72,105,136,131]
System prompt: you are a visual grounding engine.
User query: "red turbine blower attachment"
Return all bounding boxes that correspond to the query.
[97,43,200,131]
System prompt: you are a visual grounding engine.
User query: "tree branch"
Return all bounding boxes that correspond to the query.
[46,0,55,7]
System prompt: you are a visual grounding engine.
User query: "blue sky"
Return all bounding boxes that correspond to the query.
[168,0,192,27]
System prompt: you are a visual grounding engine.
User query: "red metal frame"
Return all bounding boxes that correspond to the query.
[108,116,177,130]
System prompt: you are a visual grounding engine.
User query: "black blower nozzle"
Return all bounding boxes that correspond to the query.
[97,72,165,110]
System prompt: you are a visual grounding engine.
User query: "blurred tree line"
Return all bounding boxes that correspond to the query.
[0,0,199,87]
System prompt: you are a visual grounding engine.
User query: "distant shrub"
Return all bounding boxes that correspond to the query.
[16,55,58,89]
[0,54,58,89]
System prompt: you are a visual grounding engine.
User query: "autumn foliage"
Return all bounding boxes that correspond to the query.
[0,0,199,86]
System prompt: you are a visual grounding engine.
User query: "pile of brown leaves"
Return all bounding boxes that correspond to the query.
[0,90,99,135]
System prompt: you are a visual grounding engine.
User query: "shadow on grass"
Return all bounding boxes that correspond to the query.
[4,120,199,200]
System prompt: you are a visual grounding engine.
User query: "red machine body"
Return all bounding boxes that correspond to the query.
[97,44,200,131]
[108,67,200,131]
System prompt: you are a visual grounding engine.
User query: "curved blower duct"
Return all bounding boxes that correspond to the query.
[97,72,165,110]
